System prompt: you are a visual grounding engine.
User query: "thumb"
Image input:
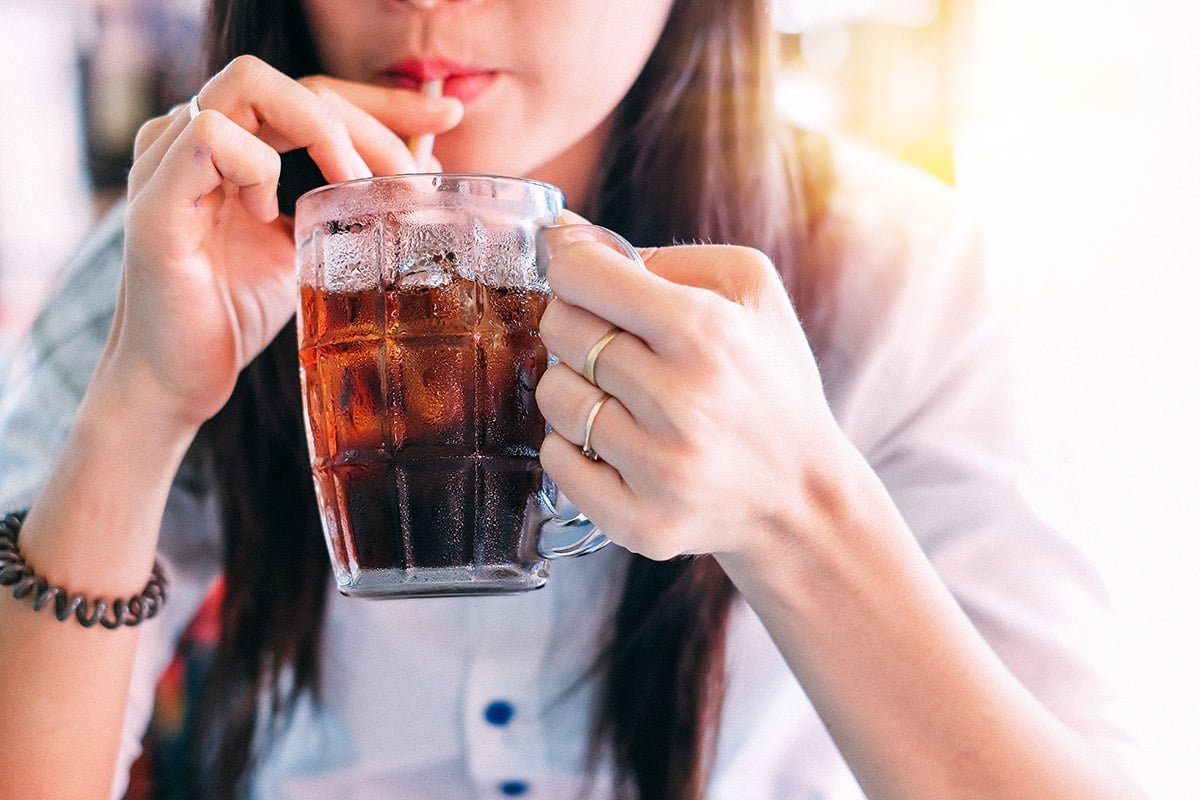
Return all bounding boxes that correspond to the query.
[558,209,591,225]
[632,243,784,307]
[552,212,778,304]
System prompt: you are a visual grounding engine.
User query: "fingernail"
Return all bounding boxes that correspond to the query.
[535,224,602,277]
[536,224,644,279]
[540,223,602,253]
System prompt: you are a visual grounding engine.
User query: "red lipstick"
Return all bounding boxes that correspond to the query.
[387,59,497,104]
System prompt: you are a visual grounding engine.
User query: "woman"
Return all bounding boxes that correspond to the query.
[0,0,1145,798]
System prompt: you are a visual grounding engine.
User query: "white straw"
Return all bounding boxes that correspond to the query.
[408,78,445,169]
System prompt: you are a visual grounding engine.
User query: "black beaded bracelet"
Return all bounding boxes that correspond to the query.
[0,510,167,629]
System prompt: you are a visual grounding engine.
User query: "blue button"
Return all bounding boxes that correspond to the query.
[484,700,515,726]
[499,780,529,796]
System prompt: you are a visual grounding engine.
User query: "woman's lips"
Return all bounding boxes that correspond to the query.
[386,59,498,104]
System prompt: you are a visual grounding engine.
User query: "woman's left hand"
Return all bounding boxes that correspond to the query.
[536,222,845,562]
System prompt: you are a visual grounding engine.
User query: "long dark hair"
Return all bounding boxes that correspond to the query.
[189,1,818,798]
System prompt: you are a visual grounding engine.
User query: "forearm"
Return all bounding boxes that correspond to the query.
[717,440,1144,800]
[0,365,198,799]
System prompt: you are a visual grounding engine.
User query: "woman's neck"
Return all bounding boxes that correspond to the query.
[527,113,614,212]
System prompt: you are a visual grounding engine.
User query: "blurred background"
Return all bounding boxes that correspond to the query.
[0,0,1196,795]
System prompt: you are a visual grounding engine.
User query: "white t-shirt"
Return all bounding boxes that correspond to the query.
[0,140,1141,799]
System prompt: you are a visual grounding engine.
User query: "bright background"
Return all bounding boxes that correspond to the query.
[777,1,1200,795]
[961,9,1200,797]
[2,0,1197,796]
[958,5,1200,796]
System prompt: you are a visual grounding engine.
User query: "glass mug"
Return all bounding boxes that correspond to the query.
[295,174,612,598]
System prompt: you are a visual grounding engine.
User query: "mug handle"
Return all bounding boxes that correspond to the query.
[533,224,644,559]
[536,497,610,559]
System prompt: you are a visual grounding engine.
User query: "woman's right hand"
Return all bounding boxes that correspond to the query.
[99,55,462,435]
[0,58,462,799]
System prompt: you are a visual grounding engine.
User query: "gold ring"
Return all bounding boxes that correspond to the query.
[582,327,621,386]
[581,393,611,461]
[188,95,201,121]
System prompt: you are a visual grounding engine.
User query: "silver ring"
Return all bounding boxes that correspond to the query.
[581,393,611,461]
[187,95,201,121]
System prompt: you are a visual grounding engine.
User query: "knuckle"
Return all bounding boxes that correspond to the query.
[533,364,566,416]
[534,364,592,435]
[298,74,330,93]
[126,159,150,194]
[326,113,353,144]
[537,298,567,342]
[261,146,283,181]
[311,102,353,146]
[537,431,571,475]
[127,148,160,190]
[627,516,683,562]
[677,292,734,353]
[303,78,346,114]
[186,108,221,142]
[638,542,678,563]
[713,248,776,301]
[132,117,167,159]
[223,54,266,82]
[718,243,776,290]
[669,403,712,448]
[735,244,776,277]
[643,448,694,498]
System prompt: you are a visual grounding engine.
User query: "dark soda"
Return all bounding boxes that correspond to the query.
[298,274,550,595]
